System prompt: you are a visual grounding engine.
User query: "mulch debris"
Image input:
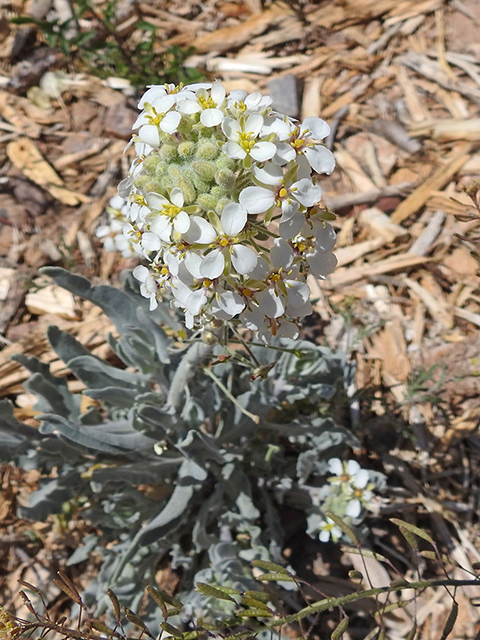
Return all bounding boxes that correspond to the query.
[1,0,480,636]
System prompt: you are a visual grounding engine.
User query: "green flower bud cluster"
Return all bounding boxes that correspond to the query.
[134,133,237,214]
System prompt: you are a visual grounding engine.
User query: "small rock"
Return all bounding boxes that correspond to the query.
[266,75,301,119]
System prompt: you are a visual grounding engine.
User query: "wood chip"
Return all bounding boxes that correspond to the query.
[408,210,446,255]
[6,137,90,206]
[359,206,407,241]
[25,282,80,320]
[391,143,473,223]
[325,253,430,288]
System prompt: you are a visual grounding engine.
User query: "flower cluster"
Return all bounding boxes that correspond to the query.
[98,81,337,340]
[307,458,375,543]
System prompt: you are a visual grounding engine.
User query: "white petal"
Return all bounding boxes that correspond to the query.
[353,469,369,489]
[231,244,257,275]
[304,145,336,175]
[181,82,212,92]
[346,460,361,476]
[292,178,323,207]
[319,530,331,543]
[211,81,226,104]
[165,251,181,277]
[173,210,191,234]
[286,280,310,309]
[274,142,296,163]
[257,289,284,318]
[271,238,293,269]
[132,112,148,129]
[276,321,299,339]
[200,249,225,279]
[250,141,277,162]
[216,290,245,316]
[262,117,293,140]
[301,116,330,140]
[147,192,169,210]
[314,222,336,252]
[280,217,303,241]
[142,232,162,251]
[170,187,184,208]
[152,94,176,112]
[183,216,217,244]
[186,289,208,315]
[176,99,202,114]
[245,113,263,136]
[280,199,300,222]
[248,256,270,280]
[139,125,160,147]
[184,251,203,278]
[200,109,224,127]
[328,458,343,475]
[160,111,181,133]
[222,117,241,140]
[221,202,247,236]
[150,215,170,236]
[307,250,338,277]
[253,162,282,186]
[138,86,167,108]
[132,265,149,284]
[222,141,245,159]
[345,500,362,519]
[239,186,275,214]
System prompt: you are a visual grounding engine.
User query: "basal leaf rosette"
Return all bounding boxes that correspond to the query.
[98,81,338,341]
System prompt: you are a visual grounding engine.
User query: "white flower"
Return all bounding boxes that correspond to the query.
[100,80,339,337]
[177,81,226,127]
[318,517,342,543]
[240,161,322,221]
[146,188,192,242]
[133,94,182,147]
[132,265,159,310]
[222,114,276,164]
[275,116,336,175]
[96,218,125,252]
[227,89,273,117]
[197,203,257,279]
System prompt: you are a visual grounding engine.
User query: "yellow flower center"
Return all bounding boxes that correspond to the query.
[239,131,256,153]
[198,95,216,109]
[161,204,182,218]
[218,237,230,247]
[146,107,166,126]
[235,101,247,113]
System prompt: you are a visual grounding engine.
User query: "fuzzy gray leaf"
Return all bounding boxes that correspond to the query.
[39,415,157,455]
[139,459,207,545]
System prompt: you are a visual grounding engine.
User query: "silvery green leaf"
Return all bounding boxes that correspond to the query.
[41,267,172,364]
[78,406,104,425]
[83,387,140,409]
[192,484,224,552]
[12,354,79,418]
[0,399,41,443]
[296,450,318,484]
[138,459,207,546]
[176,430,226,466]
[67,534,98,565]
[39,415,157,455]
[135,405,174,438]
[90,459,181,485]
[66,355,149,390]
[20,471,82,520]
[236,492,260,520]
